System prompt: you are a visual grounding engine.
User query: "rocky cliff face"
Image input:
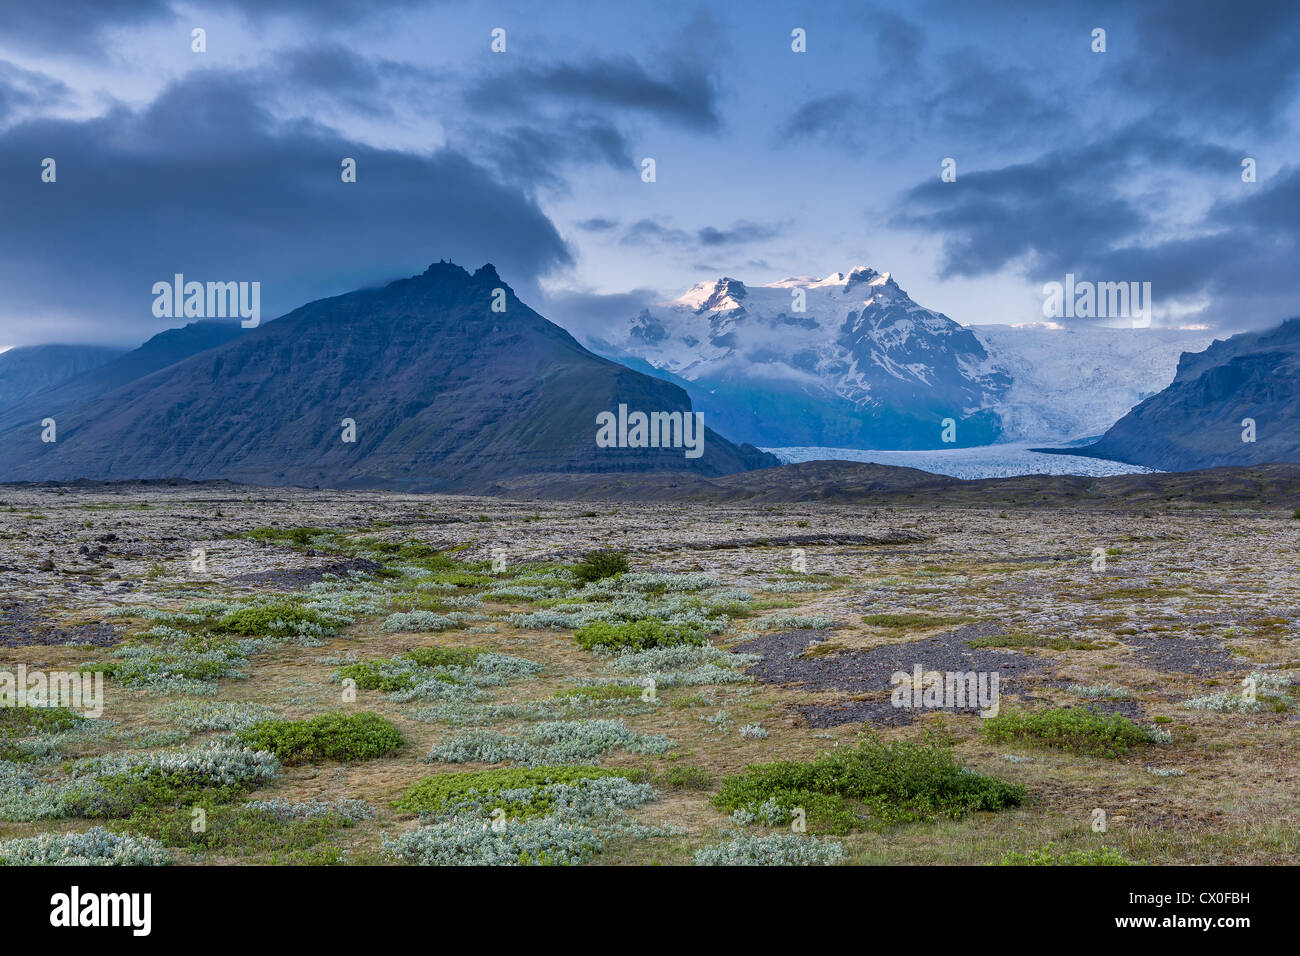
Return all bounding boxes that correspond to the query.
[1079,318,1300,470]
[0,262,774,490]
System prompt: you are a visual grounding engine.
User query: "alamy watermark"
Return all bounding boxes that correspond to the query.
[1042,274,1151,327]
[152,274,260,328]
[890,664,1000,717]
[1,665,104,718]
[596,404,704,458]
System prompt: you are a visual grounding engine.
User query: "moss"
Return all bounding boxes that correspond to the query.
[967,632,1104,651]
[863,613,966,629]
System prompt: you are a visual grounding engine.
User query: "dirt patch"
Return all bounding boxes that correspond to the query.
[735,623,1046,727]
[0,601,122,648]
[1120,633,1239,675]
[227,558,385,588]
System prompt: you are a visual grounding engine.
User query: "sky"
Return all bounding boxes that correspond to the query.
[0,0,1297,348]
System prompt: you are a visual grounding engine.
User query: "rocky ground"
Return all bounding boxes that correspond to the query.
[0,481,1295,865]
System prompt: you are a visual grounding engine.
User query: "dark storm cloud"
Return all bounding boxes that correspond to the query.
[466,56,720,131]
[0,71,571,346]
[480,118,631,191]
[893,128,1250,277]
[275,44,445,118]
[0,61,70,123]
[0,1,171,54]
[1111,0,1300,132]
[893,127,1300,326]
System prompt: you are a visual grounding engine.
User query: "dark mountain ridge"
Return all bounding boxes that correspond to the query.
[0,262,775,490]
[1070,317,1300,470]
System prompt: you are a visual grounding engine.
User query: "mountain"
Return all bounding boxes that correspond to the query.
[585,268,1207,449]
[971,324,1215,442]
[0,344,126,411]
[589,268,1008,448]
[0,262,775,490]
[0,320,246,435]
[1073,318,1300,470]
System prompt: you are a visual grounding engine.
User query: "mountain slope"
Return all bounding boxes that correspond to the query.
[0,263,774,490]
[0,320,247,436]
[1075,318,1300,470]
[0,344,125,411]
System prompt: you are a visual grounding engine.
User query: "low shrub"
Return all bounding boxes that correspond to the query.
[983,707,1164,757]
[396,765,636,819]
[713,736,1024,834]
[571,550,630,584]
[694,832,846,866]
[0,826,170,865]
[573,619,706,652]
[236,712,403,763]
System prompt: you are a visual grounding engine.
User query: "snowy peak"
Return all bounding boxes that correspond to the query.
[589,266,1011,448]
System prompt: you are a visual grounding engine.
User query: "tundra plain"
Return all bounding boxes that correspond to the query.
[0,481,1295,866]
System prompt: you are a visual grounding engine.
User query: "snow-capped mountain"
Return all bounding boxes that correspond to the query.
[589,267,1009,448]
[586,267,1215,449]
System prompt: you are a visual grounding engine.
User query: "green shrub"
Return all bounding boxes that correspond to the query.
[573,619,706,652]
[396,765,636,819]
[215,602,328,636]
[983,707,1162,757]
[0,706,86,738]
[236,712,403,763]
[336,662,415,692]
[404,646,482,669]
[244,526,330,547]
[571,550,630,584]
[713,736,1024,833]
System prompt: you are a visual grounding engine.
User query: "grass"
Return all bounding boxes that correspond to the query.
[967,632,1105,651]
[863,613,966,629]
[999,842,1137,866]
[115,804,350,854]
[983,707,1164,757]
[236,712,404,763]
[712,736,1024,834]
